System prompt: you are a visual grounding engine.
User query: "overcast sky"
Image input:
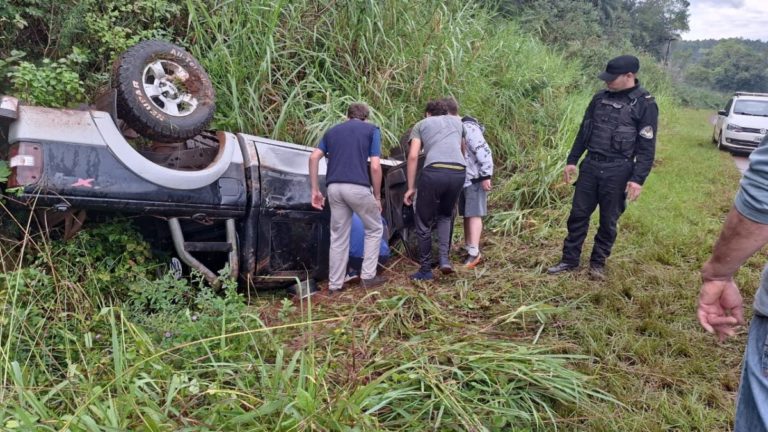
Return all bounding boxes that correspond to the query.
[682,0,768,41]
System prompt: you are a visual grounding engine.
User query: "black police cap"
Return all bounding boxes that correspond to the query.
[597,55,640,81]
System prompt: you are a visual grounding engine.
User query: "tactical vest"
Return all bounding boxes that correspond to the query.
[586,86,649,158]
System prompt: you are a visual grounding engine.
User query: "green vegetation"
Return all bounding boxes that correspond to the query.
[503,108,747,430]
[0,214,614,429]
[0,107,746,429]
[1,0,753,430]
[669,38,768,107]
[494,0,689,66]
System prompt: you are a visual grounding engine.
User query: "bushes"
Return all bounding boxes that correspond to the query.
[4,49,86,107]
[181,0,590,226]
[0,0,182,101]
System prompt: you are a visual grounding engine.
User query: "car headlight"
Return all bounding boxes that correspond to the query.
[727,123,745,132]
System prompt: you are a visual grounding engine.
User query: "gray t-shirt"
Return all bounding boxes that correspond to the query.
[409,115,466,168]
[735,136,768,316]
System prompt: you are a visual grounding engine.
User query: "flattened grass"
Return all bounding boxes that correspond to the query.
[477,107,750,430]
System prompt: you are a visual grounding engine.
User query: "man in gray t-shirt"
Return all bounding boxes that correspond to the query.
[410,115,466,168]
[403,99,466,280]
[698,135,768,431]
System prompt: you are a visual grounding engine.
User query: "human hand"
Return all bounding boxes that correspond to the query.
[564,164,577,184]
[697,279,744,342]
[481,179,492,191]
[311,190,325,210]
[404,189,416,206]
[626,182,642,201]
[375,197,383,213]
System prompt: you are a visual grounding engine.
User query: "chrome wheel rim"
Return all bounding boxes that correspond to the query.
[142,60,197,117]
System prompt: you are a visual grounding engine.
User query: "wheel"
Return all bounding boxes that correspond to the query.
[717,132,728,152]
[113,40,215,143]
[397,226,420,261]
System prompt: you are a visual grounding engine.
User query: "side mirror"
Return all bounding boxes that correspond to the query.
[717,110,726,116]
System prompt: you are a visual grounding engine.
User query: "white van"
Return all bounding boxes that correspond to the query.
[713,92,768,153]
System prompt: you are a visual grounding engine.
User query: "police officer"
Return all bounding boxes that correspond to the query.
[547,55,658,280]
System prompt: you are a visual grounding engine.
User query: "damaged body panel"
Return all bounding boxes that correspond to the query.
[0,96,407,288]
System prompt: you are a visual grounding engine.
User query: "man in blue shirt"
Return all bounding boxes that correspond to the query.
[699,136,768,431]
[309,103,387,293]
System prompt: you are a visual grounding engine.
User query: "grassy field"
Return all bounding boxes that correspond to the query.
[478,107,753,430]
[0,1,748,427]
[301,107,752,430]
[0,106,753,430]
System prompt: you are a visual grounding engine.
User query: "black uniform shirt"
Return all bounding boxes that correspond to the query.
[567,81,659,185]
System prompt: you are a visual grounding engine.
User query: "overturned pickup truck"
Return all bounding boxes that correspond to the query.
[0,40,414,288]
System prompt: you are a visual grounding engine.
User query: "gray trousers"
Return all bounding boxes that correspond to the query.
[327,183,383,290]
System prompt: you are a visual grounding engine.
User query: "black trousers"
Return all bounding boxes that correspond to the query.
[414,166,465,272]
[561,158,634,267]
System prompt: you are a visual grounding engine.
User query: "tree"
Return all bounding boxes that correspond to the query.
[624,0,689,59]
[696,40,768,93]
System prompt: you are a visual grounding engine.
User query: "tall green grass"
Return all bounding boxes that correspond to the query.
[475,107,747,430]
[0,214,613,429]
[0,1,692,430]
[182,0,593,217]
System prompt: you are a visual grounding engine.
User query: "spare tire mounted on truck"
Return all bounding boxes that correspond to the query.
[113,40,216,143]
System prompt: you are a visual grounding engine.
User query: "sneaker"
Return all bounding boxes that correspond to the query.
[462,253,482,269]
[361,275,387,289]
[546,262,579,275]
[410,270,434,281]
[588,265,606,281]
[344,272,361,284]
[170,257,183,280]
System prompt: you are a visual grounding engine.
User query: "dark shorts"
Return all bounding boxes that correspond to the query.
[459,182,488,217]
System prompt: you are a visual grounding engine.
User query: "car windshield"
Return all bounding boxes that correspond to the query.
[733,99,768,117]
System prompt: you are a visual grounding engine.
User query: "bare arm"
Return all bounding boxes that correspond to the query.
[702,207,768,280]
[370,157,382,198]
[370,156,382,210]
[404,138,422,205]
[309,148,325,210]
[698,207,768,340]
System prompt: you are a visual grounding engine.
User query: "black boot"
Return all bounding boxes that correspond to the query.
[546,262,579,275]
[588,264,606,281]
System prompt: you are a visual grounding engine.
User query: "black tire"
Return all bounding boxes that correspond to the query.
[113,40,215,143]
[717,132,728,152]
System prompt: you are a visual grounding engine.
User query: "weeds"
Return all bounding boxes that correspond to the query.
[0,209,607,430]
[0,1,698,430]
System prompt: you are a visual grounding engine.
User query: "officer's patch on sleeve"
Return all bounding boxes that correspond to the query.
[639,126,654,139]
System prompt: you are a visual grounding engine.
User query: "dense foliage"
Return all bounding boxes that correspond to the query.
[671,38,768,94]
[0,0,703,430]
[487,0,689,67]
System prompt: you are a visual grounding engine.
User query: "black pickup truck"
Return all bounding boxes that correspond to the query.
[0,40,414,290]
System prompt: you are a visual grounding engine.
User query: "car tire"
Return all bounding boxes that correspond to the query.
[717,132,728,152]
[113,40,215,143]
[397,226,420,261]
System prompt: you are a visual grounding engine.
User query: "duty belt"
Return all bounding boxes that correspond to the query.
[587,153,629,163]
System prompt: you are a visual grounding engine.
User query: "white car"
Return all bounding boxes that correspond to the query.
[713,92,768,153]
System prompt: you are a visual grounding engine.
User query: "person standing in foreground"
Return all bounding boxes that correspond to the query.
[443,97,494,268]
[698,136,768,432]
[403,99,466,280]
[309,103,387,293]
[458,114,493,268]
[547,55,658,280]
